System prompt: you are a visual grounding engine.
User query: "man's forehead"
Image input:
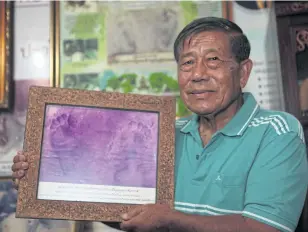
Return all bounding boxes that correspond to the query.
[182,31,230,51]
[185,31,229,44]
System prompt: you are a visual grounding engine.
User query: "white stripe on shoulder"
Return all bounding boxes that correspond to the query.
[249,119,282,135]
[258,116,290,133]
[249,115,290,135]
[242,211,293,232]
[298,121,305,143]
[268,115,290,132]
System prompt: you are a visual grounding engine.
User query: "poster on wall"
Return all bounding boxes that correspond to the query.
[53,1,233,118]
[233,1,285,110]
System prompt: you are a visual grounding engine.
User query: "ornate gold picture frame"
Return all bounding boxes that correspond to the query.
[0,1,12,110]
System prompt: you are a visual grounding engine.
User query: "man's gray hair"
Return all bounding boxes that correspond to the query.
[173,17,251,63]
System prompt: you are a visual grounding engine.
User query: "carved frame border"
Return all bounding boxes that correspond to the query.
[15,86,176,222]
[0,1,13,110]
[295,28,308,53]
[275,2,308,17]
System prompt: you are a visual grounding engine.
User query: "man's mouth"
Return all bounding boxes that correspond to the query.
[189,90,215,94]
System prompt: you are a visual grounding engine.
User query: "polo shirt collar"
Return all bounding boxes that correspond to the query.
[180,92,260,137]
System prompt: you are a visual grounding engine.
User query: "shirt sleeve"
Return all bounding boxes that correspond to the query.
[242,131,308,232]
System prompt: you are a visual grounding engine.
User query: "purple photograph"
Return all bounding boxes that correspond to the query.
[38,105,159,189]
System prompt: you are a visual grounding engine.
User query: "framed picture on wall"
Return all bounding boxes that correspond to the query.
[0,1,13,110]
[16,86,176,222]
[51,1,233,118]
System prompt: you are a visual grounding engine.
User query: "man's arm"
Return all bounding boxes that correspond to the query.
[121,131,307,232]
[168,212,279,232]
[121,205,278,232]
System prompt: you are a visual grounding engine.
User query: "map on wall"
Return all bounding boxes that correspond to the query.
[57,1,230,118]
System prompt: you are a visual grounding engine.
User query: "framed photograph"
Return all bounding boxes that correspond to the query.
[0,1,13,110]
[0,179,79,232]
[51,1,232,118]
[16,86,176,222]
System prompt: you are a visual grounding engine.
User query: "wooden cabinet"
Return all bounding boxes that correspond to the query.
[275,2,308,232]
[275,1,308,125]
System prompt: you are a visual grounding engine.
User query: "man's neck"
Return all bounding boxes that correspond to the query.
[198,94,244,146]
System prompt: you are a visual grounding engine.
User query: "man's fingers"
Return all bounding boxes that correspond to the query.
[11,162,28,172]
[121,206,144,221]
[12,169,26,190]
[11,151,27,191]
[13,153,26,163]
[11,162,22,172]
[12,170,25,179]
[13,152,21,163]
[120,222,134,231]
[12,171,19,179]
[120,218,139,231]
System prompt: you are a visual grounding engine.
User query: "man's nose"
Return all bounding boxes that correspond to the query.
[191,60,210,82]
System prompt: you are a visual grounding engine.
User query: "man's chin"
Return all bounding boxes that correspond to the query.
[187,106,216,116]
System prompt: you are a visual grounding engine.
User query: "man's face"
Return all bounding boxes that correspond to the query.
[177,31,251,116]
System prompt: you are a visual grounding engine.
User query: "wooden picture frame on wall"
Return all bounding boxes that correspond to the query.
[0,1,12,110]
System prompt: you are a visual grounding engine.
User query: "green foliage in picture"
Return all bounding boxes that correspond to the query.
[149,72,179,93]
[71,14,100,37]
[119,73,137,93]
[106,76,121,91]
[106,72,191,117]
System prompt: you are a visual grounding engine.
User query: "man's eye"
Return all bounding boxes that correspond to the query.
[208,57,219,61]
[182,60,194,65]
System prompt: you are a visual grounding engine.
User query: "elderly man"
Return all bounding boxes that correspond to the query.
[11,17,307,232]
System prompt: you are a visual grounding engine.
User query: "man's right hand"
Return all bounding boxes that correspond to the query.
[11,151,29,189]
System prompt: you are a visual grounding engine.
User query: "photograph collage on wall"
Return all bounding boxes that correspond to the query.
[55,0,233,118]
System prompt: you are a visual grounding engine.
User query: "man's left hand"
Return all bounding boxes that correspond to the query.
[120,203,174,232]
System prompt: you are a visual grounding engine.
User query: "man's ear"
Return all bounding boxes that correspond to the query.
[239,59,253,89]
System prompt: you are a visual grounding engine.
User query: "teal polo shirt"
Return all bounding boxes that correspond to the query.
[174,92,308,232]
